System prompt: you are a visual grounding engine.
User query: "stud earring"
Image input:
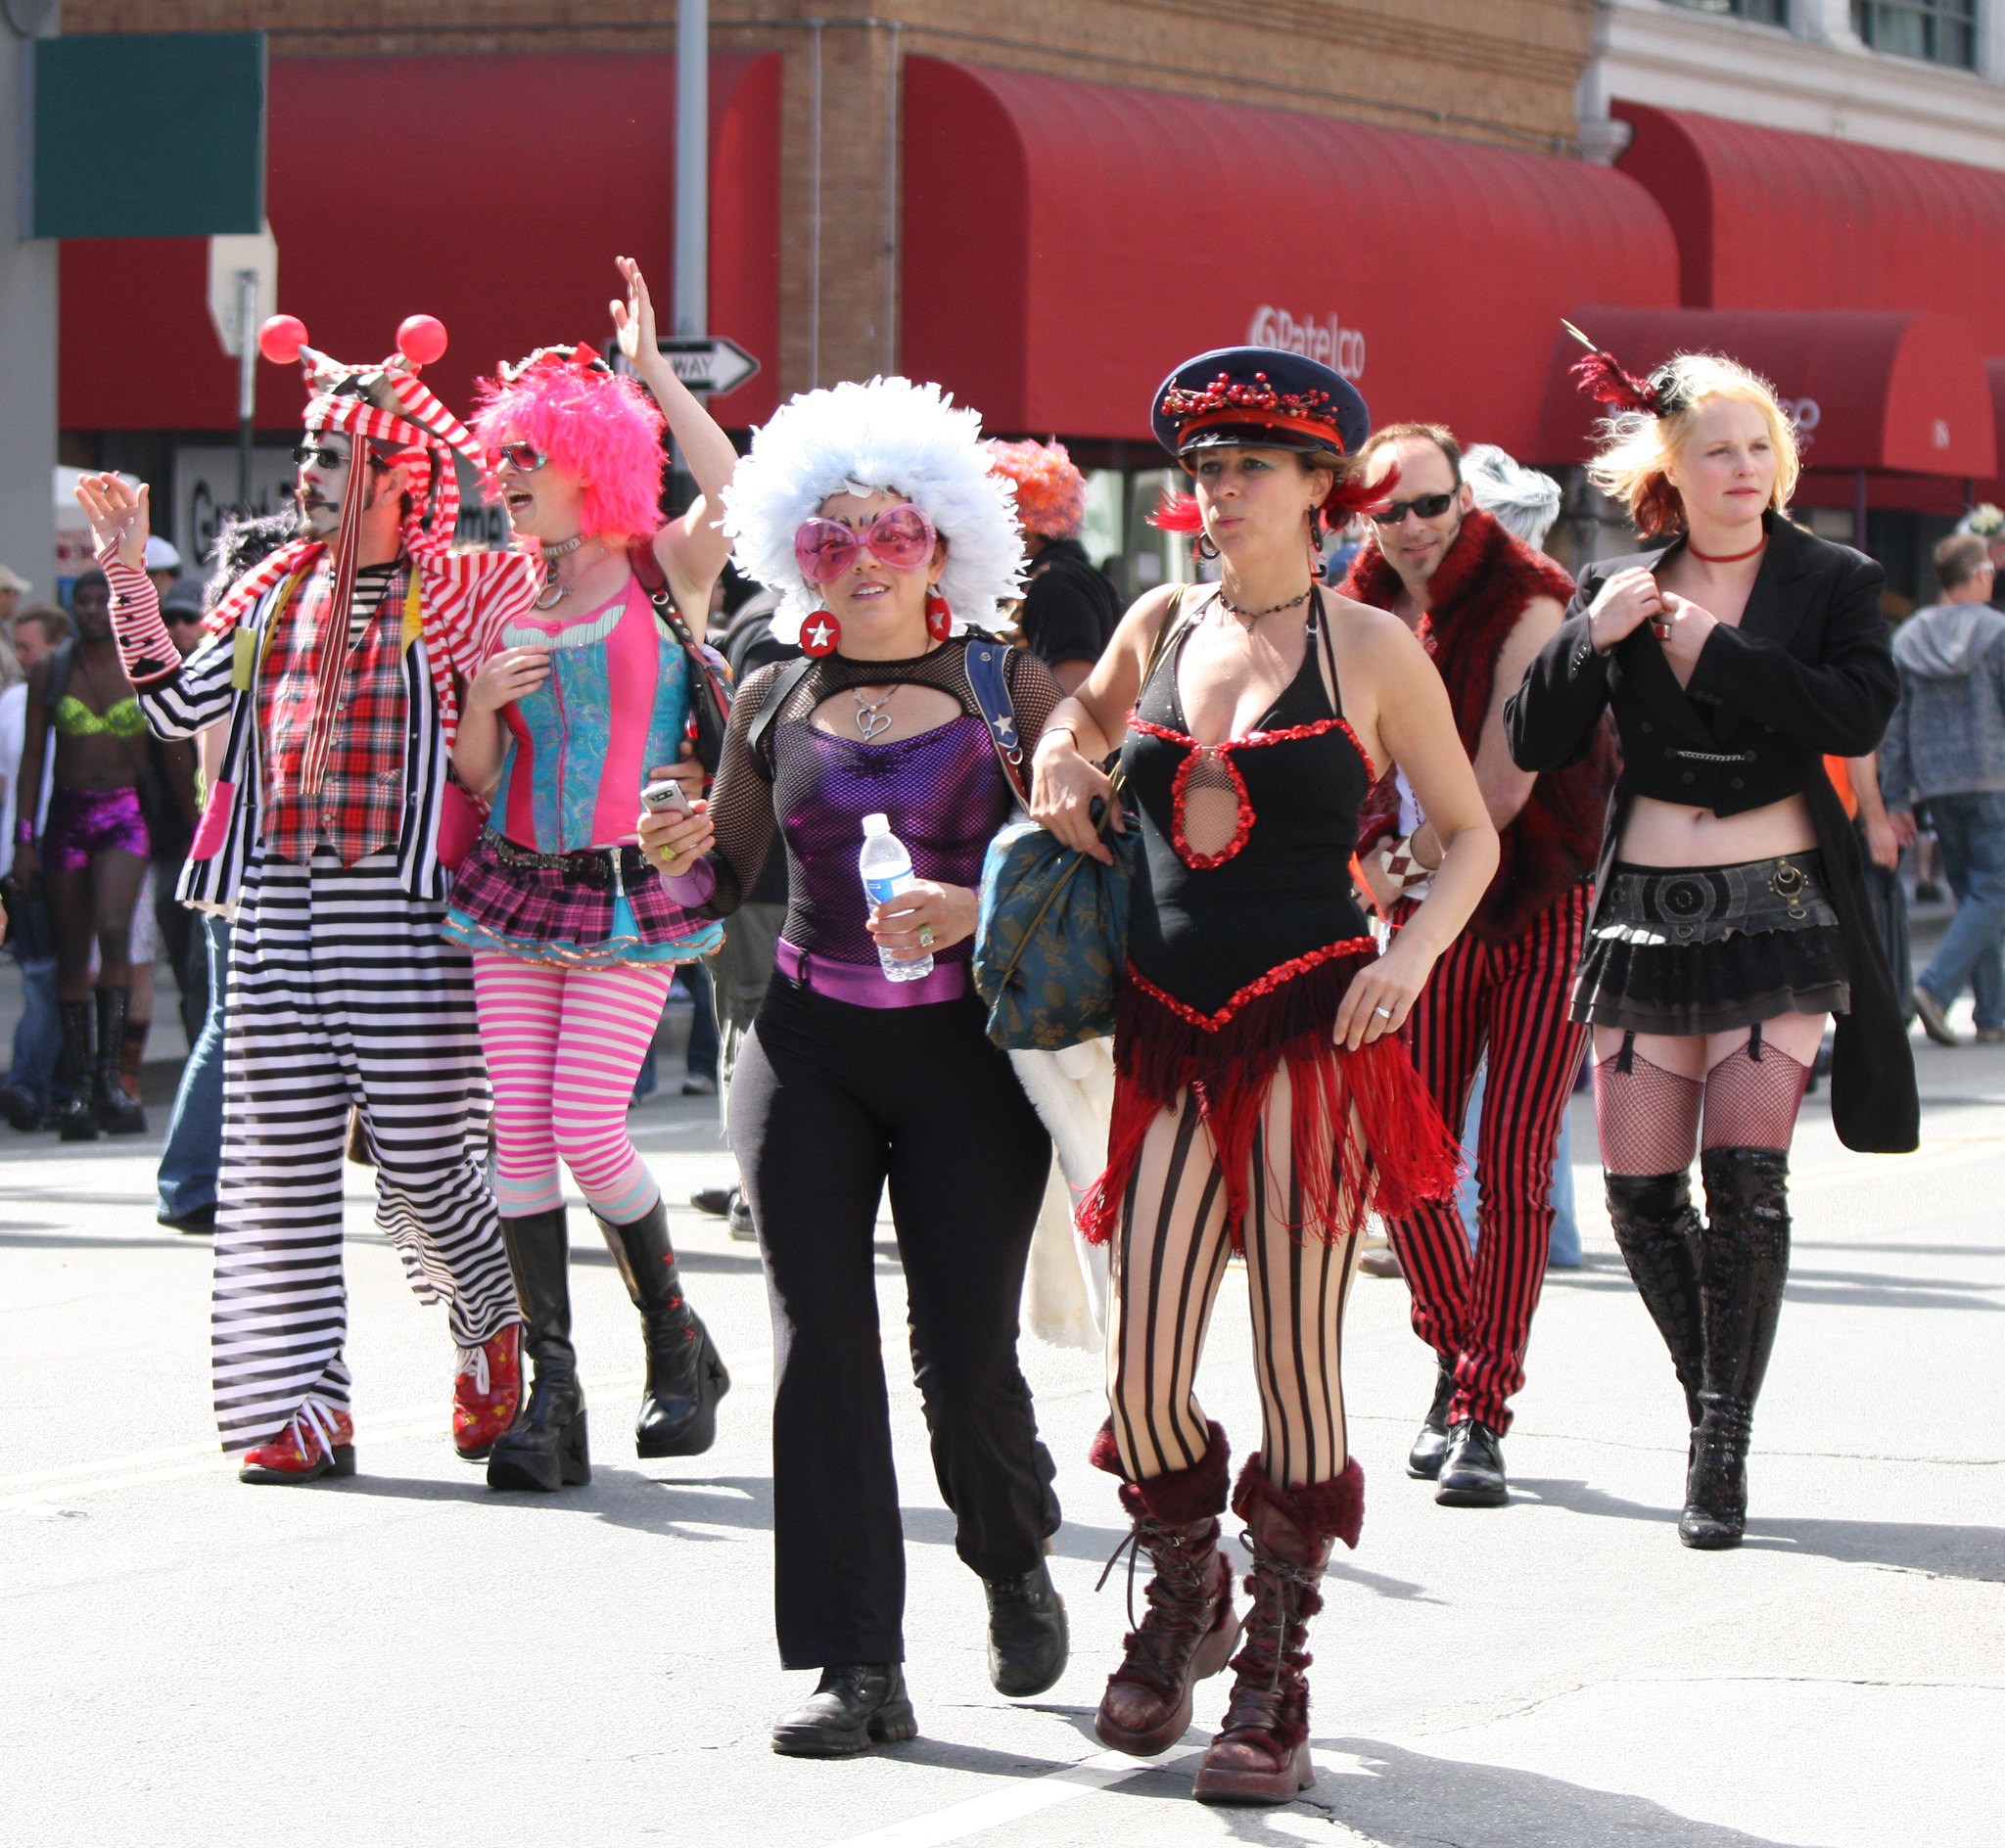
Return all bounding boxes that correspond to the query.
[800,610,842,657]
[924,588,953,641]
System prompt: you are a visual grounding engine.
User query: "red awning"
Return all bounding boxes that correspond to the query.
[1613,102,2005,356]
[902,58,1678,457]
[61,51,780,434]
[1540,306,1996,480]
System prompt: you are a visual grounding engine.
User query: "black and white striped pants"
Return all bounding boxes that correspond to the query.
[211,849,517,1452]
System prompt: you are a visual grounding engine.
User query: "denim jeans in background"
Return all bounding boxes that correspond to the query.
[1917,790,2005,1031]
[1457,1056,1583,1268]
[156,914,230,1223]
[5,877,61,1111]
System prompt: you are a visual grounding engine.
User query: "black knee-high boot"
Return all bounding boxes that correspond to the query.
[597,1197,729,1457]
[93,986,147,1135]
[54,999,98,1141]
[1686,1148,1791,1550]
[488,1208,590,1493]
[1605,1172,1705,1434]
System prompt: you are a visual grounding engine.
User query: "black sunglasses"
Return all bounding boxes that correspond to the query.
[1370,491,1459,527]
[292,441,391,473]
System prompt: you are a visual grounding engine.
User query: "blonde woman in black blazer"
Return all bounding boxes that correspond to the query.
[1508,348,1916,1552]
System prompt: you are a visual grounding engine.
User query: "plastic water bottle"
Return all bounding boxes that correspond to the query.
[859,812,933,983]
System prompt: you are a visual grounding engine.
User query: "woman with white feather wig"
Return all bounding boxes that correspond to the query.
[638,377,1070,1756]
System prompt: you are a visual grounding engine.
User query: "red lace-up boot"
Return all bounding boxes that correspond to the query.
[238,1401,356,1485]
[1192,1455,1363,1806]
[1090,1420,1241,1756]
[452,1322,523,1460]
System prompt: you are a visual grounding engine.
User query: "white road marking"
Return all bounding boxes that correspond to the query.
[0,1357,770,1513]
[818,1746,1199,1848]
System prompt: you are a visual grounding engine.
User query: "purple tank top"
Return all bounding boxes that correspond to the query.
[779,714,1012,967]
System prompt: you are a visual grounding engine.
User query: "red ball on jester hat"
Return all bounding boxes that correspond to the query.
[258,315,308,364]
[397,315,448,367]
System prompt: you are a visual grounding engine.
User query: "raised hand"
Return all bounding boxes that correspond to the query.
[73,473,151,571]
[610,254,659,366]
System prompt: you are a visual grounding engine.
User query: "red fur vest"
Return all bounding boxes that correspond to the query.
[1342,507,1615,944]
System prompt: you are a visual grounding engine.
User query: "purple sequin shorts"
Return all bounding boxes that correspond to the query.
[41,784,150,871]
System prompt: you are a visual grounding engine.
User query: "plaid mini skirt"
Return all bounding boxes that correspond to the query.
[1569,853,1849,1037]
[443,829,723,968]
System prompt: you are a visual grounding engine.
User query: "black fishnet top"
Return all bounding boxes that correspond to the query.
[690,638,1061,959]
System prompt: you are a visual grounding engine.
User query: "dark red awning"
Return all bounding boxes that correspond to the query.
[1614,102,2005,358]
[1541,306,1996,480]
[62,51,781,434]
[902,58,1678,456]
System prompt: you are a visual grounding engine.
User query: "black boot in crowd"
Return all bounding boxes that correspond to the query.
[1684,1148,1791,1549]
[93,986,147,1135]
[53,998,98,1142]
[488,1208,591,1494]
[1606,1171,1707,1445]
[597,1198,729,1457]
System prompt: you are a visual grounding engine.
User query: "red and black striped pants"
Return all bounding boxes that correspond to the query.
[1384,883,1591,1433]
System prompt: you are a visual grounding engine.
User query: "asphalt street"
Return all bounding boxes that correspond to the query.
[2,981,2000,1847]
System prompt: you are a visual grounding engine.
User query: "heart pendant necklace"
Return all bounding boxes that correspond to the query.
[853,685,895,742]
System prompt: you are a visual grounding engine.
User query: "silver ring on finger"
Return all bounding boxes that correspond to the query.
[1374,1004,1393,1017]
[916,925,935,948]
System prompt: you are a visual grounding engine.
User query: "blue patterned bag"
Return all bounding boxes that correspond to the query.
[973,814,1141,1050]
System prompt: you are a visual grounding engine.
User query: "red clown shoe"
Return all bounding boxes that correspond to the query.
[238,1402,356,1485]
[452,1323,524,1459]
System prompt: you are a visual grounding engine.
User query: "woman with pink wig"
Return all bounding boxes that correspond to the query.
[447,256,736,1494]
[986,439,1117,693]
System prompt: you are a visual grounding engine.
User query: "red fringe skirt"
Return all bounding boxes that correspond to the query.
[1076,938,1461,1250]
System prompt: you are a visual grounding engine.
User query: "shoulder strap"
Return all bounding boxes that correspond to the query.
[745,655,817,773]
[626,537,703,653]
[962,632,1029,805]
[43,640,74,715]
[1311,585,1343,717]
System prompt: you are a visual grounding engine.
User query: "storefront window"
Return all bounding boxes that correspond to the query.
[1852,0,1978,68]
[1662,0,1788,22]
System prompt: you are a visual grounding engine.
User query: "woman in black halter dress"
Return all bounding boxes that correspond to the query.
[1032,349,1498,1808]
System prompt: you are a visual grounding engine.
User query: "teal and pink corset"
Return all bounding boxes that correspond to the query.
[444,576,723,968]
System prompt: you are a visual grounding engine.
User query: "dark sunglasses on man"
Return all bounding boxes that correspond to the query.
[1370,491,1459,527]
[292,440,394,474]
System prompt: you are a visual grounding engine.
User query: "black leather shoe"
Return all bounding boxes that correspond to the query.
[984,1555,1069,1698]
[0,1082,40,1132]
[727,1194,756,1241]
[689,1185,735,1217]
[770,1664,918,1757]
[597,1198,731,1456]
[1435,1418,1509,1507]
[1406,1354,1457,1480]
[158,1203,217,1234]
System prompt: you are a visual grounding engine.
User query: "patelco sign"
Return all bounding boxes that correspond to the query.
[1247,306,1366,382]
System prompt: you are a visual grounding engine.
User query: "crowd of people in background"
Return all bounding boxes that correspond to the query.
[0,269,1970,1807]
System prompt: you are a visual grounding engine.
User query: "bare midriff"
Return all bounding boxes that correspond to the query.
[1616,791,1816,868]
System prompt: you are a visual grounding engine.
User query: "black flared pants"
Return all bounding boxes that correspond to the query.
[729,973,1059,1668]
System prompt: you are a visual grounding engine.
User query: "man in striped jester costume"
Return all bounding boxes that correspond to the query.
[74,313,533,1483]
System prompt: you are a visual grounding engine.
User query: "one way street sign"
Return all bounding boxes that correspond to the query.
[655,336,761,396]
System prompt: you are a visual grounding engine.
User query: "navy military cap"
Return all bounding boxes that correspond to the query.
[1151,346,1370,465]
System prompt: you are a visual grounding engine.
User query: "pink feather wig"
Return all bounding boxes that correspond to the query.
[472,346,667,541]
[986,439,1088,540]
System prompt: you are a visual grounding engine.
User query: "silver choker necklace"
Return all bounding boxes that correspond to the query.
[534,534,588,611]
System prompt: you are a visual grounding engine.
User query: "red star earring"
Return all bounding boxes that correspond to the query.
[925,588,953,641]
[801,610,841,657]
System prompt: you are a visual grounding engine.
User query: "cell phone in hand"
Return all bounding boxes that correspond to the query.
[640,778,694,816]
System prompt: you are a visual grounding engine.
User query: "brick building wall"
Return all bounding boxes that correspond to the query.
[68,0,1597,396]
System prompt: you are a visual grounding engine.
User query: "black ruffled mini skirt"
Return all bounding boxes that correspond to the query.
[1570,853,1850,1037]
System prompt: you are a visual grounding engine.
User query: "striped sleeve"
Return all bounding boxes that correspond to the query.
[105,558,237,737]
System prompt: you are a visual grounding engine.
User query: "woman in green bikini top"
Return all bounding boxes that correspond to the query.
[14,565,193,1139]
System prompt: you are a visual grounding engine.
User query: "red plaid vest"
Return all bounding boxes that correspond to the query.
[261,567,413,866]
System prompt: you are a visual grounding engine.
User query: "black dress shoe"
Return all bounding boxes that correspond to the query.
[158,1203,217,1234]
[0,1082,40,1132]
[770,1664,918,1757]
[688,1185,735,1218]
[1434,1418,1509,1507]
[1406,1354,1457,1480]
[984,1556,1069,1698]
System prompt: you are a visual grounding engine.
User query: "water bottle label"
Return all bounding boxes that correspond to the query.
[863,872,910,907]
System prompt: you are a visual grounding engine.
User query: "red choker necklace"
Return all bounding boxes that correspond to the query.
[1687,536,1767,564]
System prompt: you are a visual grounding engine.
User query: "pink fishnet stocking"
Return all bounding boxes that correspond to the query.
[1701,1039,1810,1152]
[1594,1048,1702,1176]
